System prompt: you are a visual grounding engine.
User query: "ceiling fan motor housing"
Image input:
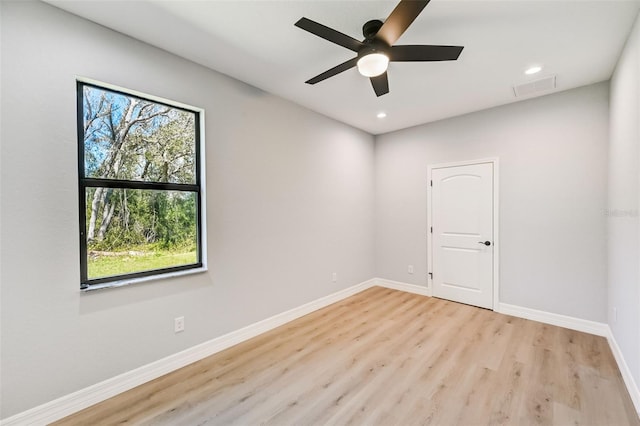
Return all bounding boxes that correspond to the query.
[358,42,389,59]
[363,19,384,40]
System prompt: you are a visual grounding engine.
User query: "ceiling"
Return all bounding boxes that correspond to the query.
[46,0,640,135]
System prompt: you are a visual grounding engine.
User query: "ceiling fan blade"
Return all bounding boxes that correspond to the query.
[305,57,359,85]
[376,0,431,46]
[389,45,464,61]
[295,18,364,52]
[370,72,389,97]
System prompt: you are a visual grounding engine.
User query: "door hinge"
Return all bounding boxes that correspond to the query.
[430,180,433,187]
[430,226,433,233]
[428,272,433,279]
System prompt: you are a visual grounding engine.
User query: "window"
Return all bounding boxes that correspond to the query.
[77,81,204,289]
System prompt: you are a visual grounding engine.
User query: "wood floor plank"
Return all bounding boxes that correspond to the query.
[148,288,407,425]
[53,287,640,426]
[259,293,441,425]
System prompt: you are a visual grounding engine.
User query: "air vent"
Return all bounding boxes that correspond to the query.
[513,75,556,98]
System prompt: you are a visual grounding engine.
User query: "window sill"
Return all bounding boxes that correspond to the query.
[81,266,208,292]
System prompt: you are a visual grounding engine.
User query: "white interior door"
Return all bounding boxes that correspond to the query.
[430,162,494,309]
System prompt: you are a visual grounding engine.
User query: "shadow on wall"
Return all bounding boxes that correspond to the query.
[78,273,213,315]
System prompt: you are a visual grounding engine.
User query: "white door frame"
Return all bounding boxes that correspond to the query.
[427,158,500,310]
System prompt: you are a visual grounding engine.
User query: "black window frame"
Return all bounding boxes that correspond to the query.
[77,81,204,290]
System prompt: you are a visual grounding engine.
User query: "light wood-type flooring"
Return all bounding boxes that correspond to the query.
[55,287,639,425]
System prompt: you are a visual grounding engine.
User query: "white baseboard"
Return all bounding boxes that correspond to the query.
[0,279,376,426]
[4,280,637,424]
[605,326,640,416]
[497,302,609,337]
[375,278,432,296]
[497,303,640,415]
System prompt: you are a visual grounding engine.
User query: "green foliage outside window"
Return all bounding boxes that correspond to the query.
[79,83,202,285]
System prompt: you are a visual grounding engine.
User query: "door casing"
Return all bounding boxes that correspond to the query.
[427,158,500,310]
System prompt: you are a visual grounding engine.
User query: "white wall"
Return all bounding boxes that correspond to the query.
[0,1,374,418]
[375,83,609,322]
[609,9,640,394]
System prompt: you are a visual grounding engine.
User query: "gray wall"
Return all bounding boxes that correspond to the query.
[2,0,637,420]
[609,9,640,393]
[0,1,375,417]
[375,83,609,322]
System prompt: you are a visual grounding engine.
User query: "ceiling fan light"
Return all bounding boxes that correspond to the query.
[357,53,389,77]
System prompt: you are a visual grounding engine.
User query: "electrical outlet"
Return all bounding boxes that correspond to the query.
[332,272,337,282]
[174,316,185,333]
[408,265,414,274]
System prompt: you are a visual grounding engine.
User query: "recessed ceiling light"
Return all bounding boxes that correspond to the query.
[525,66,542,75]
[377,112,387,119]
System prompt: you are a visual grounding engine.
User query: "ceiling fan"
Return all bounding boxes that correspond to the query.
[295,0,464,97]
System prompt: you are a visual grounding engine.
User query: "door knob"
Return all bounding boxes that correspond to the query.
[478,241,491,246]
